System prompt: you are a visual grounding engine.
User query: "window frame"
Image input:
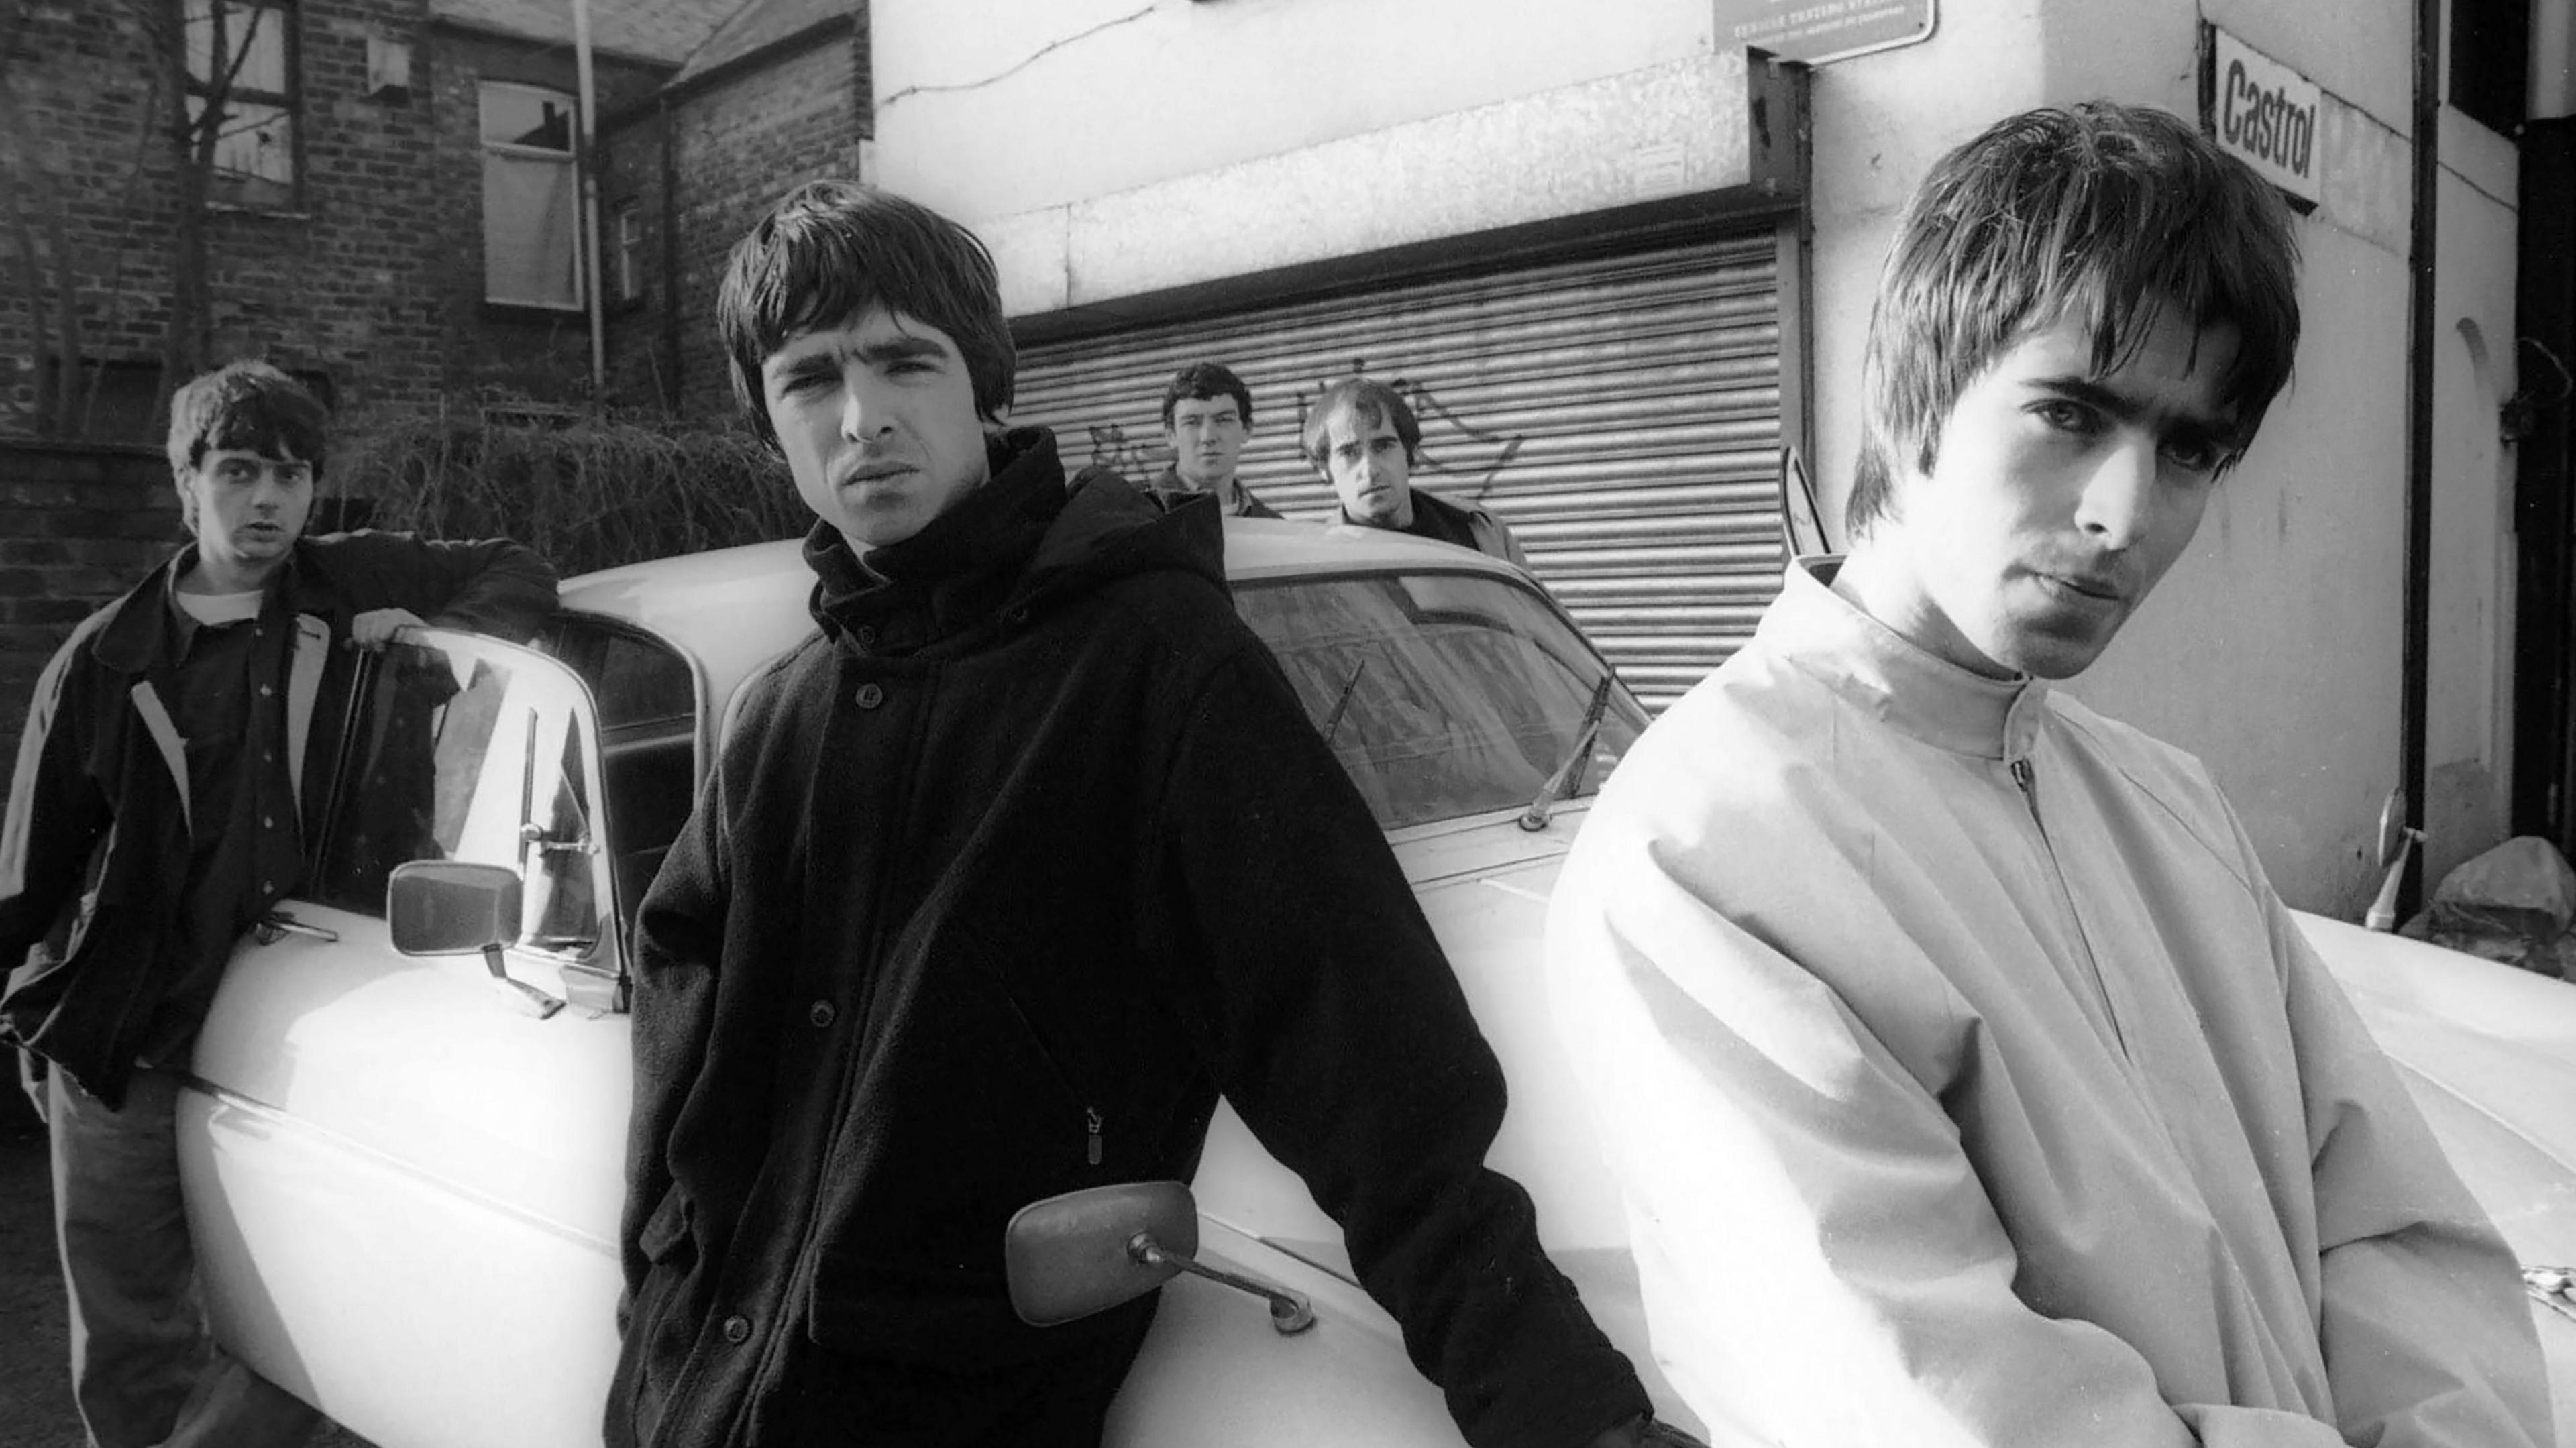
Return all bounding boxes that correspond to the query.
[612,197,646,306]
[308,627,625,995]
[477,80,585,311]
[538,612,712,962]
[183,0,303,210]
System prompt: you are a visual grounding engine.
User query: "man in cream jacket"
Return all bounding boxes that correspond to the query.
[1546,102,2552,1448]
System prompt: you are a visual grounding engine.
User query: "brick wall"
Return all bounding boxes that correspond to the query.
[0,443,187,747]
[427,27,674,409]
[629,30,868,424]
[0,0,458,443]
[1,1,684,447]
[601,109,676,410]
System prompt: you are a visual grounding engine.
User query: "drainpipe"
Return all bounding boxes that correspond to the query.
[659,93,681,412]
[572,0,606,399]
[2398,0,2440,917]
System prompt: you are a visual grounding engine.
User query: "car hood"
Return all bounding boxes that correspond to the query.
[1189,814,1707,1425]
[1190,830,2576,1440]
[1195,812,1630,1260]
[2294,912,2576,1257]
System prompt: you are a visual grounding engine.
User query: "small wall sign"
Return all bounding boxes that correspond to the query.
[2203,25,2322,211]
[1712,0,1937,66]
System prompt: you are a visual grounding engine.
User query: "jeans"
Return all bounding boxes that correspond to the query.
[48,1064,319,1448]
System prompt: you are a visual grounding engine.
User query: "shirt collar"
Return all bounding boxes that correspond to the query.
[160,545,287,653]
[1759,556,2050,761]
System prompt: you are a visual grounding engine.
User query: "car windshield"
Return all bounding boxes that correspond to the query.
[1234,569,1649,830]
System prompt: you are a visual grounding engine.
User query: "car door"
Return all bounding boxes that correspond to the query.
[177,628,632,1448]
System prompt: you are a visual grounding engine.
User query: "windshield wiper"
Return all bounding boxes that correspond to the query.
[1316,657,1368,748]
[1519,674,1615,832]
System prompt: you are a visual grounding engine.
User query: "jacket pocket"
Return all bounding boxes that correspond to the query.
[807,1248,1130,1367]
[635,1188,693,1264]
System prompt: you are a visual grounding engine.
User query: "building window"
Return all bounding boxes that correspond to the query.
[480,82,581,310]
[613,199,645,304]
[184,0,299,208]
[42,358,165,445]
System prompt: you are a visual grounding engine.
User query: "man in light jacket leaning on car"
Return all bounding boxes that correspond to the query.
[1548,102,2553,1447]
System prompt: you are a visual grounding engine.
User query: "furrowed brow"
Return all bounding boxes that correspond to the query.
[855,336,947,366]
[2034,374,2238,445]
[2029,376,2139,422]
[763,350,839,387]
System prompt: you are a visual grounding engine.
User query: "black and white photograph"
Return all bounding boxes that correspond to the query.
[0,1,2571,1445]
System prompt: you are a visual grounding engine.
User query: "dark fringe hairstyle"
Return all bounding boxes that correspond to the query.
[1849,101,2302,537]
[716,180,1015,443]
[1301,376,1422,470]
[165,359,331,482]
[1159,360,1255,429]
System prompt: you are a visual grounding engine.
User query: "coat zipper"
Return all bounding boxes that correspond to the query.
[994,980,1106,1170]
[2008,756,2131,1058]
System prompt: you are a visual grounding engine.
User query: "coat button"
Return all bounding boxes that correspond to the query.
[855,683,885,709]
[808,1000,835,1028]
[721,1314,751,1343]
[853,624,877,649]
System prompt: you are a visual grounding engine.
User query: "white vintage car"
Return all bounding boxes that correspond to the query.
[176,520,2575,1447]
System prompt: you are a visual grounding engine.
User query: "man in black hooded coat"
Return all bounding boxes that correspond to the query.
[607,180,1687,1448]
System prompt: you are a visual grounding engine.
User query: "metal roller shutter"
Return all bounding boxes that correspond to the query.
[1010,231,1788,710]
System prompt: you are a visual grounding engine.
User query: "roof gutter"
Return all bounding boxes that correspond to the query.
[425,13,679,69]
[604,13,857,129]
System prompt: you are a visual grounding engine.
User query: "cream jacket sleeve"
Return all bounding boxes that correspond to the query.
[2256,869,2553,1447]
[1553,844,2355,1448]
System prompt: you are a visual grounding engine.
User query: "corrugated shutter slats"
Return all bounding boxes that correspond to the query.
[1011,232,1785,709]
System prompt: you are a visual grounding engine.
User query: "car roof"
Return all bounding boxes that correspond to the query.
[555,515,1521,717]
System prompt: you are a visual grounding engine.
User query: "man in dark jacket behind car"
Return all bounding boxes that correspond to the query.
[1148,359,1283,518]
[0,359,559,1448]
[608,180,1690,1448]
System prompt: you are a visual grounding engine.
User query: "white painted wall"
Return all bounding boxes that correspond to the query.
[869,0,2522,913]
[1728,0,2509,913]
[871,0,1715,223]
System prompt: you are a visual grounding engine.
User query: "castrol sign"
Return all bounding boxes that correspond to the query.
[2203,25,2322,209]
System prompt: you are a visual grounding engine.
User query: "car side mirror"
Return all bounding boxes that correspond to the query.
[386,860,564,1019]
[1006,1182,1313,1335]
[388,860,519,954]
[2365,786,2424,932]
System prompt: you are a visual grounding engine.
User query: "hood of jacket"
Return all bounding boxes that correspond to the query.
[802,426,1227,655]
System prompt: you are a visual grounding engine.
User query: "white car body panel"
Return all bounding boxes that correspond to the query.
[179,903,629,1448]
[178,528,2576,1447]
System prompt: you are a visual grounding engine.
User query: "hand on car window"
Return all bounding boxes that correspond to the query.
[350,608,427,651]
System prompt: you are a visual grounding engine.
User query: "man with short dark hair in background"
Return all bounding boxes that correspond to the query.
[610,179,1693,1448]
[1546,101,2552,1448]
[1307,375,1527,565]
[1,359,558,1448]
[1151,359,1281,518]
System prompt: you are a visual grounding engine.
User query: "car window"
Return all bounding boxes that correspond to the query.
[541,616,702,938]
[309,633,616,966]
[1234,570,1650,829]
[589,629,696,732]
